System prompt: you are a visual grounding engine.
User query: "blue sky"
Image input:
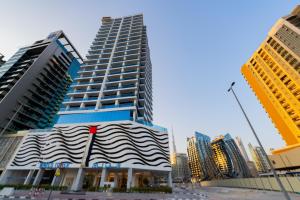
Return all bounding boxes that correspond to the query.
[0,0,299,156]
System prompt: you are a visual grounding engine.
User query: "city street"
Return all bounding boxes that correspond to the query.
[2,186,300,200]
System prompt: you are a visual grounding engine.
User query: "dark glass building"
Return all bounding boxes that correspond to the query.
[223,134,251,178]
[0,54,5,66]
[211,134,251,178]
[0,31,82,133]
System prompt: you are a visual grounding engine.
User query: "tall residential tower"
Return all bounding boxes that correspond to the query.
[211,134,251,178]
[0,54,5,66]
[248,143,270,173]
[187,132,219,182]
[241,6,300,156]
[0,14,171,191]
[59,15,152,123]
[235,137,250,162]
[0,31,82,133]
[0,31,82,172]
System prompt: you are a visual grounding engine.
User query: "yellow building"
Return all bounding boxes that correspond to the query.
[241,5,300,157]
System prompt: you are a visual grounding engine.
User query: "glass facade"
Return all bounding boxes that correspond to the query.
[0,31,82,132]
[187,132,219,182]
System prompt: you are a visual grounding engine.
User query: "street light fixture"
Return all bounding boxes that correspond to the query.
[227,81,291,200]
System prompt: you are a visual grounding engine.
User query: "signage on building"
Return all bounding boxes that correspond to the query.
[39,162,71,169]
[91,163,121,169]
[55,168,61,176]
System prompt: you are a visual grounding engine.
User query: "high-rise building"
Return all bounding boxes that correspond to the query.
[171,153,191,183]
[0,54,5,66]
[247,160,258,177]
[170,130,177,165]
[211,136,233,177]
[0,31,82,133]
[223,134,251,178]
[187,132,219,182]
[241,6,300,155]
[171,130,190,182]
[0,31,82,173]
[248,143,270,173]
[211,134,251,178]
[58,15,152,123]
[0,14,171,191]
[235,137,250,162]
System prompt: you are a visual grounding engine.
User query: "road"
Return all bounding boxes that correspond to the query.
[1,185,300,200]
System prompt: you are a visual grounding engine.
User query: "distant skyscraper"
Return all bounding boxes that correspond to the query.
[247,161,258,177]
[235,137,250,162]
[0,31,82,133]
[211,136,233,177]
[211,134,251,178]
[223,134,251,178]
[171,130,190,183]
[241,5,300,155]
[172,153,191,183]
[171,129,177,165]
[0,54,5,67]
[248,143,270,173]
[187,132,219,182]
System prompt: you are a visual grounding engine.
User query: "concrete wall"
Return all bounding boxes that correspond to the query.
[201,176,300,193]
[269,146,300,169]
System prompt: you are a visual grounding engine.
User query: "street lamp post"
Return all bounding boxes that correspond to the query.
[227,82,291,200]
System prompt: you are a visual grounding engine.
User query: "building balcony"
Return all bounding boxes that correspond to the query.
[75,74,106,80]
[63,97,98,103]
[101,93,136,100]
[78,67,107,73]
[71,81,102,87]
[104,85,136,92]
[106,77,137,84]
[60,106,95,112]
[68,88,100,94]
[101,103,134,109]
[108,70,138,76]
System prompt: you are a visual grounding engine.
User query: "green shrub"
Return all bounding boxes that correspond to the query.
[112,186,172,193]
[0,184,67,191]
[39,184,67,191]
[0,184,33,190]
[112,187,127,193]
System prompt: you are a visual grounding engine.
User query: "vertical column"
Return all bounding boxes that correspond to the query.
[71,168,85,191]
[96,17,124,109]
[127,168,132,190]
[149,176,154,187]
[0,169,13,184]
[51,170,63,187]
[167,171,172,188]
[113,172,118,188]
[33,169,44,186]
[24,170,35,185]
[99,168,107,187]
[131,172,135,188]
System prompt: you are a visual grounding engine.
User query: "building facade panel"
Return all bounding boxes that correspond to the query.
[59,14,152,123]
[187,132,219,182]
[241,6,300,154]
[0,31,82,133]
[0,14,171,190]
[8,121,170,171]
